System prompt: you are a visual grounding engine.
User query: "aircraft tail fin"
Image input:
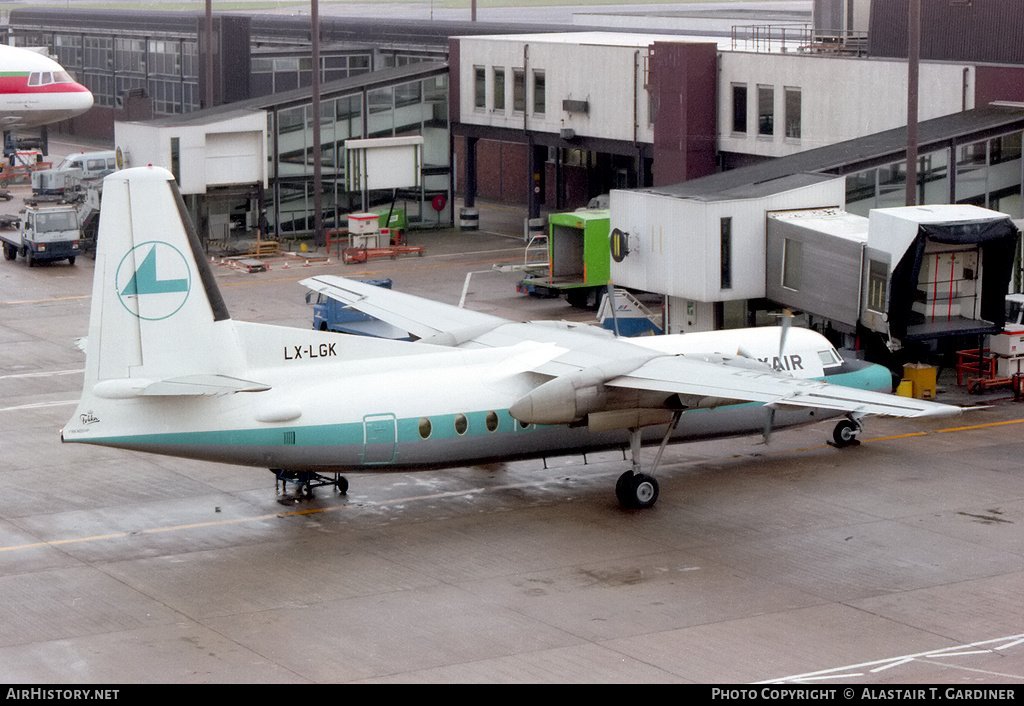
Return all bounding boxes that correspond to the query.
[83,166,238,391]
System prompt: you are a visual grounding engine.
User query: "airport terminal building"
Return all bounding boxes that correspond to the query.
[4,1,1024,344]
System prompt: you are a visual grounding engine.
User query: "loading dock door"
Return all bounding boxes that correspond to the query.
[889,217,1018,340]
[362,413,397,464]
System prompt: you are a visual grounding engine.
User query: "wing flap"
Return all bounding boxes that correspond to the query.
[606,355,958,418]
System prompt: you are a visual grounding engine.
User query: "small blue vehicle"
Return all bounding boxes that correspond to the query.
[308,278,411,339]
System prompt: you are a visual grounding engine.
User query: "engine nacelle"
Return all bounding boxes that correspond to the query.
[509,376,607,425]
[508,355,657,425]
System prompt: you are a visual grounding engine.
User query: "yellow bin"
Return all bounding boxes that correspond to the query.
[903,363,937,400]
[896,379,914,397]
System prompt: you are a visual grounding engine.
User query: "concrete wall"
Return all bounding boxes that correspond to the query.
[719,52,975,160]
[457,33,660,144]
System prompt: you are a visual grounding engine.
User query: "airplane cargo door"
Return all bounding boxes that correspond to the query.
[362,413,397,464]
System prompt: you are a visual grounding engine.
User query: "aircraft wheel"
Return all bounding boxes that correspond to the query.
[832,419,860,448]
[617,471,659,509]
[615,471,635,505]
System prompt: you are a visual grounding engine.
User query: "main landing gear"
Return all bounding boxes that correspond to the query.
[271,469,348,501]
[831,416,863,448]
[615,412,681,510]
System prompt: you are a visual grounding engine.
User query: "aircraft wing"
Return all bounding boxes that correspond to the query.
[607,355,958,418]
[301,275,508,344]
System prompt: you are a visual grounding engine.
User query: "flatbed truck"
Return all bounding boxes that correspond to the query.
[0,205,82,266]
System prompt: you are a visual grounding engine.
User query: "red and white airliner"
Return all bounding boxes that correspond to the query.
[0,43,93,131]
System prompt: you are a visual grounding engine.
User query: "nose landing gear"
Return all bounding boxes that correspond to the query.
[831,417,863,448]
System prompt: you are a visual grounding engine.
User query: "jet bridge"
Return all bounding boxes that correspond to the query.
[864,205,1019,344]
[767,204,1021,351]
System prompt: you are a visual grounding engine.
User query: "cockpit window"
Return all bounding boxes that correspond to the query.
[28,72,70,87]
[818,349,843,368]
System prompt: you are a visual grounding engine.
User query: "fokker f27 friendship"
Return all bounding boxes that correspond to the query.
[62,167,959,509]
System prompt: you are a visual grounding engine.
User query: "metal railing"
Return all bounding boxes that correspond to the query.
[731,24,868,56]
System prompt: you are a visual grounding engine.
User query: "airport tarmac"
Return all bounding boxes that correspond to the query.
[2,186,1024,684]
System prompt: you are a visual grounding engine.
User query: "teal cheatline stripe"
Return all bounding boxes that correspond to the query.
[75,409,533,448]
[824,364,893,392]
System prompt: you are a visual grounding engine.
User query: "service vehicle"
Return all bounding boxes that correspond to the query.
[30,149,117,199]
[308,278,409,338]
[0,204,81,266]
[517,209,612,308]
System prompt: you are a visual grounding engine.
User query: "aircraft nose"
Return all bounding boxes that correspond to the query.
[68,85,94,116]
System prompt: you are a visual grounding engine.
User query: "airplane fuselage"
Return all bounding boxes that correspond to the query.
[63,320,891,472]
[0,45,93,130]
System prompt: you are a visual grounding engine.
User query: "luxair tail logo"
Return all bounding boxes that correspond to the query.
[115,242,191,320]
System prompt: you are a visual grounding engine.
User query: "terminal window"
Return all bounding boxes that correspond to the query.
[784,87,801,139]
[758,85,774,136]
[513,68,525,112]
[533,70,545,115]
[782,238,802,290]
[720,217,733,290]
[493,67,505,111]
[474,66,485,109]
[732,84,747,134]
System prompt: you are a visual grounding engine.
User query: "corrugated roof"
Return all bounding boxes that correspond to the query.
[132,61,449,127]
[648,103,1024,199]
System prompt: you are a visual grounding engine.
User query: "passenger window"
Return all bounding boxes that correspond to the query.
[418,418,432,439]
[454,414,468,435]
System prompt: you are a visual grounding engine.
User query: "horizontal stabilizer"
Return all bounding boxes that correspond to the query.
[93,374,270,399]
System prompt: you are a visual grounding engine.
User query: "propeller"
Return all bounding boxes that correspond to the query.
[777,308,794,367]
[762,309,795,443]
[606,281,620,338]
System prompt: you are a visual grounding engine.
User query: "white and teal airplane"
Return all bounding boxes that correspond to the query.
[62,167,959,509]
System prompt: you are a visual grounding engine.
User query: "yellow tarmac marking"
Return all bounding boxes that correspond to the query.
[0,255,524,304]
[936,417,1024,433]
[1,294,90,305]
[3,413,1023,554]
[0,485,531,553]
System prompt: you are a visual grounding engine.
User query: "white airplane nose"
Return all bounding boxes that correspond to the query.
[68,86,94,116]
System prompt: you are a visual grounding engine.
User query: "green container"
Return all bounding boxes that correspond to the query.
[373,207,406,232]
